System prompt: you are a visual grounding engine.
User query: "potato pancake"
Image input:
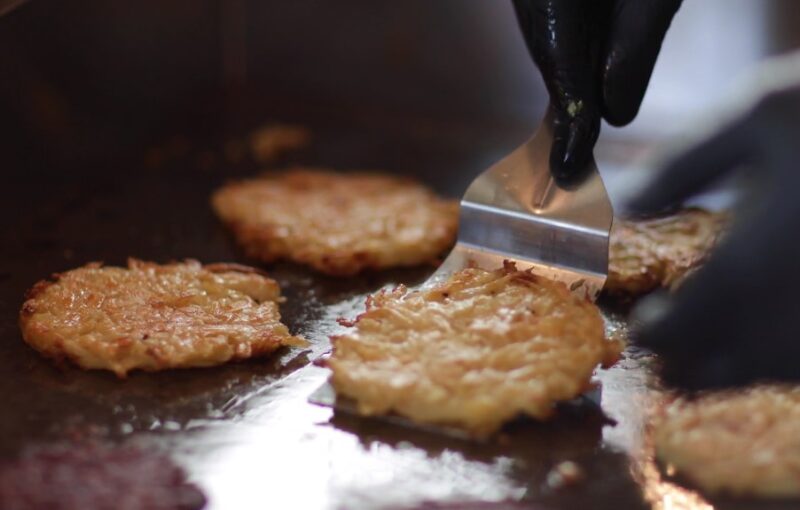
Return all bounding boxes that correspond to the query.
[327,262,621,438]
[19,259,305,377]
[654,385,800,497]
[212,168,459,276]
[606,208,726,296]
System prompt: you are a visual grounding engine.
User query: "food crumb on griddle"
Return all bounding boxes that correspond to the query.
[0,442,206,510]
[249,124,310,163]
[546,460,584,490]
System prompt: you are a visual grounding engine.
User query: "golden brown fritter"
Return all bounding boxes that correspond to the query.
[19,259,305,377]
[212,168,459,276]
[654,385,800,497]
[327,262,621,438]
[606,208,727,296]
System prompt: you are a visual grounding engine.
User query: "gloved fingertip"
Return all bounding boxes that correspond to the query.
[622,193,679,219]
[629,291,681,350]
[659,353,740,392]
[617,168,683,219]
[549,140,586,183]
[630,291,664,327]
[659,364,704,393]
[631,292,670,326]
[602,99,640,128]
[601,53,647,128]
[602,67,646,128]
[549,117,598,184]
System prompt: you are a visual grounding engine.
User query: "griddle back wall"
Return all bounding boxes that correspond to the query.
[0,0,544,174]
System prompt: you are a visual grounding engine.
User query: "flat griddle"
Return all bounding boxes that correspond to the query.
[0,100,788,510]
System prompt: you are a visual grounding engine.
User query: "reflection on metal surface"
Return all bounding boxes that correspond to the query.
[178,367,528,510]
[3,114,785,509]
[309,383,476,441]
[634,451,714,510]
[594,310,713,510]
[187,302,630,509]
[167,296,621,510]
[428,109,613,299]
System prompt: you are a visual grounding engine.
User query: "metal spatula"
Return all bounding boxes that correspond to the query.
[425,107,613,298]
[310,108,614,436]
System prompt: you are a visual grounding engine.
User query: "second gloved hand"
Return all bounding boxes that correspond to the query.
[513,0,682,180]
[628,54,800,390]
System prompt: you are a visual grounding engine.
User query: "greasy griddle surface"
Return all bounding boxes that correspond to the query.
[0,107,786,510]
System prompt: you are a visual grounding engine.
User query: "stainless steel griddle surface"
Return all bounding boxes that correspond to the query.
[0,102,789,510]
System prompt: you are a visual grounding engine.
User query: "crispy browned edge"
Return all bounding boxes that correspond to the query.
[326,260,619,368]
[18,259,282,373]
[223,217,448,276]
[322,260,620,439]
[202,261,271,277]
[212,172,459,276]
[605,208,727,297]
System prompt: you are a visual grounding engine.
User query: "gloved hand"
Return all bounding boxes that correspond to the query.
[512,0,682,180]
[627,61,800,390]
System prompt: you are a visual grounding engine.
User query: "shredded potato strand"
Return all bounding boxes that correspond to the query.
[329,263,621,437]
[212,168,458,275]
[607,209,726,295]
[654,385,800,497]
[20,260,304,377]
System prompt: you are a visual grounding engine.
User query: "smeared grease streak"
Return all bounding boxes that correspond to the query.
[0,441,206,510]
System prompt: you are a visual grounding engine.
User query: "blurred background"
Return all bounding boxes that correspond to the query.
[1,0,800,178]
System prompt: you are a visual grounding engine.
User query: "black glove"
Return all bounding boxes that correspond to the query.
[512,0,682,180]
[627,78,800,391]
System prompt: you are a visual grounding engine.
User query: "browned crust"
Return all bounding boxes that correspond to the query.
[606,208,728,296]
[653,385,800,497]
[327,262,620,438]
[211,168,459,276]
[19,259,304,377]
[23,280,54,302]
[202,262,271,277]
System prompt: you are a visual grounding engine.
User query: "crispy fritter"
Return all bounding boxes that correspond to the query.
[212,168,459,276]
[249,124,310,163]
[327,262,621,438]
[606,208,727,296]
[19,259,305,377]
[654,385,800,497]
